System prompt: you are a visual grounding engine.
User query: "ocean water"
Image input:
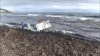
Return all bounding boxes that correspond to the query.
[0,13,100,41]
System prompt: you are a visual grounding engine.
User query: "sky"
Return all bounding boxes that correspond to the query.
[1,0,100,13]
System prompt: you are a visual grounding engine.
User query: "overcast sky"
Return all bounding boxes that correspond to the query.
[1,0,100,13]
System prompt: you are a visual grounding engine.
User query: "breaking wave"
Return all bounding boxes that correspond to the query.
[1,22,100,42]
[0,23,75,34]
[46,15,100,22]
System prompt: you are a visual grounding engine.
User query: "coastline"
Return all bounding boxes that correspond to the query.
[0,26,100,56]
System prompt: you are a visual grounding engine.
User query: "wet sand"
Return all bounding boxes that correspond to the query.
[0,26,100,56]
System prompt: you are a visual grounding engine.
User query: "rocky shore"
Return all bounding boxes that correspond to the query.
[0,26,100,56]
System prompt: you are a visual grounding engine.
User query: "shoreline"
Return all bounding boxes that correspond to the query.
[0,26,100,56]
[1,24,100,42]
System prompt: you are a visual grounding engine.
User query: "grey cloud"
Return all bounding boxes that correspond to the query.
[1,0,100,12]
[1,0,100,3]
[1,0,99,6]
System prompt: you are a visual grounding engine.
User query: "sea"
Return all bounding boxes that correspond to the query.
[0,12,100,41]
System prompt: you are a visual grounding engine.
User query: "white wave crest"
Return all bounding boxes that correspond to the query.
[46,15,64,18]
[27,14,38,16]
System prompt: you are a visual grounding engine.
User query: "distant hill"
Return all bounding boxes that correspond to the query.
[0,8,12,13]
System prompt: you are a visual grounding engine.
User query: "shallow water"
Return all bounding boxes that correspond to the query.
[0,13,100,41]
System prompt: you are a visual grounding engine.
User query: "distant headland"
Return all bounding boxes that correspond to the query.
[0,8,14,13]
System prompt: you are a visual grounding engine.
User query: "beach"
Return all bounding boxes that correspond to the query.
[0,26,100,56]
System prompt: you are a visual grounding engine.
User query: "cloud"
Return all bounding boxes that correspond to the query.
[1,0,100,12]
[79,3,100,10]
[51,5,62,9]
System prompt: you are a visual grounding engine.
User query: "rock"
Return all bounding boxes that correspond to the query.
[0,26,100,56]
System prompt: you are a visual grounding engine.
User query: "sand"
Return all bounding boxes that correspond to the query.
[0,26,100,56]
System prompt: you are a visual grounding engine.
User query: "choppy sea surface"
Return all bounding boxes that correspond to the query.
[0,13,100,41]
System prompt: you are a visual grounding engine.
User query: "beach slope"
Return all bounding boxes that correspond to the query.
[0,26,100,56]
